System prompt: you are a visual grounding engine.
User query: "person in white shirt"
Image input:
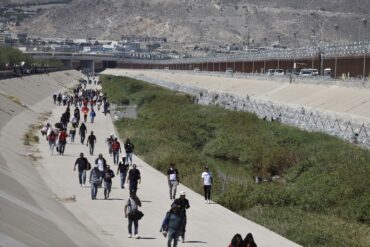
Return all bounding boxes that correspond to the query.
[167,163,180,200]
[201,166,213,204]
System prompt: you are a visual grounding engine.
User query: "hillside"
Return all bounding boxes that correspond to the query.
[14,0,370,48]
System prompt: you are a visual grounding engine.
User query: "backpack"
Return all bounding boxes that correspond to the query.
[48,131,56,141]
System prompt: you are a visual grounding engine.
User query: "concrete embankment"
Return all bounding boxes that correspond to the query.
[0,71,105,247]
[102,69,370,146]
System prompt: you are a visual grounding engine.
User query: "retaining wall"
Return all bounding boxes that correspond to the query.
[123,73,370,147]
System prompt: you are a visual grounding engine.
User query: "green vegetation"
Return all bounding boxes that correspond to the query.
[102,75,370,246]
[0,47,33,70]
[0,47,63,70]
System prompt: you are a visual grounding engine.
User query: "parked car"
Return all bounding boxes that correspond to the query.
[267,69,285,76]
[225,68,233,73]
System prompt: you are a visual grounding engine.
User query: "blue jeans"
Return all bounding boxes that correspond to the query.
[167,230,179,247]
[78,170,86,185]
[113,151,119,164]
[120,172,127,189]
[91,182,99,199]
[126,152,133,164]
[128,218,138,235]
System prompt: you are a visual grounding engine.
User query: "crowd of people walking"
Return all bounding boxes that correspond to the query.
[41,74,258,246]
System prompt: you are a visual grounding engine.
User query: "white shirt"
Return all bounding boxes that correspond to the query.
[201,171,212,186]
[97,159,104,171]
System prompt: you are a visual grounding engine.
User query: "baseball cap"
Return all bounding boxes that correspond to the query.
[180,191,186,196]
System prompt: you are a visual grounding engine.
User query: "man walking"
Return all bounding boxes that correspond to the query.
[161,203,183,247]
[73,152,91,187]
[111,138,122,164]
[57,128,68,155]
[95,154,107,184]
[117,156,129,189]
[125,192,142,239]
[127,164,141,194]
[167,163,179,200]
[173,191,190,243]
[201,166,213,204]
[103,165,115,199]
[124,138,134,165]
[87,131,97,155]
[89,164,100,200]
[79,122,87,144]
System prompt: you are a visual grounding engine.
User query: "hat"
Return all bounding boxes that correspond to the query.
[180,191,186,196]
[171,203,178,209]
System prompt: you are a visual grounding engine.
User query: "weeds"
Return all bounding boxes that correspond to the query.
[101,75,370,246]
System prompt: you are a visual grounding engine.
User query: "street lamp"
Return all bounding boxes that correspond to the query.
[334,24,339,79]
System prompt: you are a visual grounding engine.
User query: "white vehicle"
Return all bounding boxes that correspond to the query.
[311,69,319,76]
[299,69,313,77]
[267,69,284,76]
[274,69,284,76]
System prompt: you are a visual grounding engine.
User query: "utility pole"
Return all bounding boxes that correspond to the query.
[334,24,339,79]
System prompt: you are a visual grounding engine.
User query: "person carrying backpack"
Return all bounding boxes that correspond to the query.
[160,203,182,247]
[58,128,68,155]
[73,152,91,187]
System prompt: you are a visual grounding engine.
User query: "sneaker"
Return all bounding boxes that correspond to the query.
[128,234,132,238]
[135,234,140,239]
[80,184,82,187]
[82,184,85,188]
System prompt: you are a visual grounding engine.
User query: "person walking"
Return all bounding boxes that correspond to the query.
[228,234,243,247]
[53,92,57,104]
[161,203,183,247]
[117,156,129,189]
[111,138,122,164]
[201,166,213,204]
[172,191,190,243]
[79,123,87,144]
[69,122,76,143]
[73,152,91,187]
[127,164,141,194]
[57,128,68,155]
[95,154,107,184]
[167,163,179,200]
[47,128,57,155]
[124,138,134,165]
[89,164,101,200]
[87,131,97,155]
[242,233,257,247]
[103,165,115,199]
[106,134,114,156]
[90,108,96,123]
[124,192,142,239]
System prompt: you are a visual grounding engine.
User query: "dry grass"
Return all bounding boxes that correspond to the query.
[55,195,76,203]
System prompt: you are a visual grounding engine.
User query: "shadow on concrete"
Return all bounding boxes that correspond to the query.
[185,240,207,244]
[138,237,156,240]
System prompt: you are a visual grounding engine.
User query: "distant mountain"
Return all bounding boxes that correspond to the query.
[14,0,370,48]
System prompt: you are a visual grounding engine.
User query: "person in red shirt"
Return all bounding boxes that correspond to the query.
[111,138,122,164]
[58,128,68,155]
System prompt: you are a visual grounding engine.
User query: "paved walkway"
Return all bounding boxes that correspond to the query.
[36,78,300,247]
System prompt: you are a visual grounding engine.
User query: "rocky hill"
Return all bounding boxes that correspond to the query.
[14,0,370,48]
